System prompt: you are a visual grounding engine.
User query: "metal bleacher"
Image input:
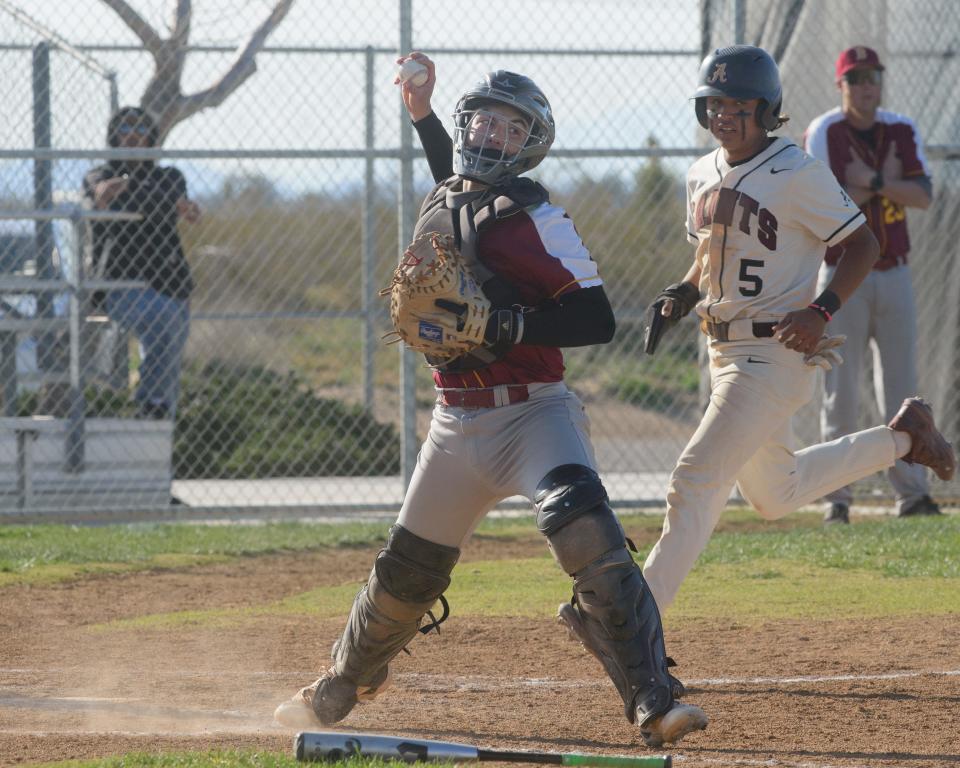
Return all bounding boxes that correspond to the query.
[0,206,174,513]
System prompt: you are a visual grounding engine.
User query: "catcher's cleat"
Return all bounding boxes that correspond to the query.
[273,665,391,728]
[639,702,709,748]
[888,397,956,481]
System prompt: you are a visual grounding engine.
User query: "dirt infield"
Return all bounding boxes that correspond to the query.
[1,535,958,767]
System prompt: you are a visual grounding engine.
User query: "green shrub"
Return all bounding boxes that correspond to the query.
[16,366,400,479]
[603,322,700,412]
[173,363,399,478]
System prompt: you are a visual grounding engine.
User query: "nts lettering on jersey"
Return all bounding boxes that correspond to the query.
[696,188,778,250]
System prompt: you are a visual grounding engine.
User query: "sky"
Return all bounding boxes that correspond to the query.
[0,0,709,204]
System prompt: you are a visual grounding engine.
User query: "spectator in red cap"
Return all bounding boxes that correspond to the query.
[804,46,940,523]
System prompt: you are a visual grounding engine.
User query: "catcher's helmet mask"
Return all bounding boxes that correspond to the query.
[453,70,555,185]
[692,45,784,131]
[465,107,531,158]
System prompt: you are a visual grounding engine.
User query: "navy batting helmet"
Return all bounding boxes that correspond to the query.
[692,45,783,131]
[452,70,555,185]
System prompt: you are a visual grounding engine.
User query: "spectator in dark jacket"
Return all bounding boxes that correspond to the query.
[84,106,200,419]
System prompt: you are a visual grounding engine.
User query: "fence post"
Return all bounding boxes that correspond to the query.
[32,42,55,377]
[362,46,375,411]
[398,0,417,487]
[734,0,746,44]
[0,333,16,416]
[65,212,85,473]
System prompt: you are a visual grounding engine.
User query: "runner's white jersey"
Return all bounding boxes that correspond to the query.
[685,137,865,323]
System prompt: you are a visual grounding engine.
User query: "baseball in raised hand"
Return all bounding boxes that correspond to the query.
[397,58,429,87]
[395,52,436,121]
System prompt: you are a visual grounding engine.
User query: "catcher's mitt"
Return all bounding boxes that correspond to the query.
[380,232,491,360]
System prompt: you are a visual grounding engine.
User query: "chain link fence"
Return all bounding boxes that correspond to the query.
[0,0,957,517]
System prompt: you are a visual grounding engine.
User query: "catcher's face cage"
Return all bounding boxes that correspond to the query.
[452,71,555,185]
[692,45,783,131]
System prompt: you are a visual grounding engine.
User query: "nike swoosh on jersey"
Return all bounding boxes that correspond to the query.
[769,167,791,174]
[746,357,770,364]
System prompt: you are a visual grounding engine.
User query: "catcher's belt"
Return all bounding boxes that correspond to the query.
[700,318,778,341]
[437,384,529,409]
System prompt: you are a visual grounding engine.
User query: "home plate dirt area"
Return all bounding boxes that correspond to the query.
[1,536,958,767]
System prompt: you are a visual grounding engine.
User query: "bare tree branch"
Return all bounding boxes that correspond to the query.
[149,0,191,108]
[100,0,163,57]
[99,0,295,142]
[165,0,296,136]
[168,0,191,51]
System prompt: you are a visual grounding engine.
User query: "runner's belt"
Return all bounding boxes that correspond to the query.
[701,319,778,342]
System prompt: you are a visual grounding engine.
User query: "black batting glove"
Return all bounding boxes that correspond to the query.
[655,281,700,321]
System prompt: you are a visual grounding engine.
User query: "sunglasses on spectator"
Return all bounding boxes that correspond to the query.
[117,123,151,135]
[844,69,882,86]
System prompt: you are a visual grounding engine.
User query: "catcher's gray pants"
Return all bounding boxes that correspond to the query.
[397,382,597,548]
[817,264,929,511]
[643,337,897,612]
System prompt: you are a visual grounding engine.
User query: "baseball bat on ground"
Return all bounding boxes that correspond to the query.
[295,732,671,768]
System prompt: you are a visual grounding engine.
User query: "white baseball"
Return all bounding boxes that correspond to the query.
[398,59,429,87]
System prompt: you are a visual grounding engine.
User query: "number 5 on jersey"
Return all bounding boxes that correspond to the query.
[739,258,764,296]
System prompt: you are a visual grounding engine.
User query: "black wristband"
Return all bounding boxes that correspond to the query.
[484,308,522,346]
[869,172,884,192]
[676,281,700,307]
[811,289,841,317]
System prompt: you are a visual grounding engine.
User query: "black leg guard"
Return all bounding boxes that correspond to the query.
[536,465,674,726]
[314,524,459,723]
[557,546,673,725]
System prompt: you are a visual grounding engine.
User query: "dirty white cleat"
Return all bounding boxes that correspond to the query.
[639,702,709,747]
[274,680,323,729]
[274,666,392,728]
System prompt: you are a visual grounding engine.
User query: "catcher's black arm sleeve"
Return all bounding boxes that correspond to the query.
[412,111,454,183]
[520,286,616,348]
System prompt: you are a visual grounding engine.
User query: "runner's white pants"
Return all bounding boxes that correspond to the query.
[643,336,897,612]
[817,264,928,511]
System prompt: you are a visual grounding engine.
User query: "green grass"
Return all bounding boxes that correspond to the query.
[82,512,960,633]
[698,513,960,577]
[99,549,960,633]
[598,340,700,411]
[2,510,957,587]
[33,751,432,768]
[0,521,392,586]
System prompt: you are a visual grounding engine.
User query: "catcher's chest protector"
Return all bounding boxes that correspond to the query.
[413,177,549,258]
[412,178,549,372]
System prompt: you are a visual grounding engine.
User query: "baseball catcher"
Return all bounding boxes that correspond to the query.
[275,56,708,749]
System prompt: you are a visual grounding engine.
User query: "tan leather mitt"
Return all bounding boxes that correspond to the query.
[381,232,491,361]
